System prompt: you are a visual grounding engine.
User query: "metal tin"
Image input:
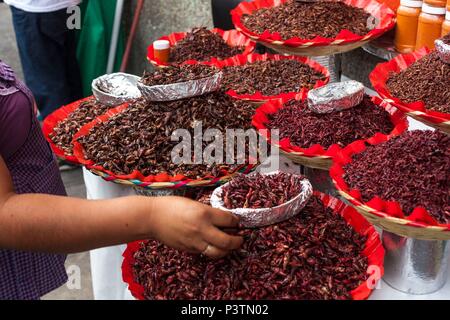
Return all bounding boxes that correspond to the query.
[137,71,223,102]
[310,55,341,83]
[303,166,337,196]
[92,72,142,106]
[307,80,364,114]
[435,39,450,64]
[382,230,450,295]
[210,171,313,228]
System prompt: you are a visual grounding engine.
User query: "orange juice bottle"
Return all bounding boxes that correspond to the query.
[395,0,423,53]
[424,0,446,5]
[415,3,446,49]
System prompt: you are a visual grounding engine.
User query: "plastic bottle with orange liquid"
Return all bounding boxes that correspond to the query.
[415,2,446,49]
[442,1,450,36]
[395,0,423,53]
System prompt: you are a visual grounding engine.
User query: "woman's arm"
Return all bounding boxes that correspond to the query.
[0,156,242,257]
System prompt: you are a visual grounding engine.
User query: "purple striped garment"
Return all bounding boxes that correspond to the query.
[0,60,67,300]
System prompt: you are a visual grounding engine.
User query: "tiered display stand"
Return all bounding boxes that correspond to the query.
[231,0,449,298]
[44,0,449,300]
[364,46,450,296]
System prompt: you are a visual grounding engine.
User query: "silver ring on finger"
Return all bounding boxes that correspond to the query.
[202,244,213,256]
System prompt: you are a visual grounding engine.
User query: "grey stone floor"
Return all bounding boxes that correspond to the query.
[0,4,22,79]
[1,5,93,300]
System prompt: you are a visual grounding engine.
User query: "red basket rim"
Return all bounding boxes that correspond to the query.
[42,96,97,164]
[252,94,409,159]
[71,103,255,184]
[231,0,396,48]
[147,28,257,67]
[206,52,330,102]
[330,140,450,230]
[370,47,450,125]
[121,191,385,300]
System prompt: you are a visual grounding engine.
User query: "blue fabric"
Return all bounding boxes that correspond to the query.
[10,6,82,119]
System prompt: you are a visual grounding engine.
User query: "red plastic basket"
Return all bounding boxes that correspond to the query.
[252,94,409,169]
[208,53,330,103]
[147,28,256,67]
[231,0,396,56]
[370,47,450,134]
[72,103,255,189]
[122,191,385,300]
[330,142,450,240]
[42,96,98,164]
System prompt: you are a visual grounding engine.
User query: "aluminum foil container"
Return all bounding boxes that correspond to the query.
[307,80,365,114]
[92,72,142,106]
[210,171,313,228]
[137,71,223,102]
[435,39,450,65]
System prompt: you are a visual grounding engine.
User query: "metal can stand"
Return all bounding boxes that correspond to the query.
[303,166,337,197]
[368,234,450,299]
[310,55,341,83]
[381,232,450,295]
[257,52,449,299]
[310,171,450,299]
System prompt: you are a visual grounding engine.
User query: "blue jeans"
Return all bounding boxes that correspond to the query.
[10,6,83,119]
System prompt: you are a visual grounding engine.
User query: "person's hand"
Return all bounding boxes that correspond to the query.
[148,196,243,259]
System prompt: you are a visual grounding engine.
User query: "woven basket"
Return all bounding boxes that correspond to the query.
[42,96,99,164]
[147,28,256,67]
[231,0,396,57]
[280,150,332,170]
[330,140,450,241]
[208,53,330,103]
[122,191,385,300]
[370,47,450,135]
[336,187,450,241]
[253,95,408,171]
[249,35,375,57]
[394,109,450,134]
[72,103,257,191]
[87,167,244,190]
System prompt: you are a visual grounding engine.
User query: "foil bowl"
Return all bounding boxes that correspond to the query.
[210,171,313,228]
[435,39,450,65]
[137,71,223,102]
[92,72,142,106]
[307,80,365,114]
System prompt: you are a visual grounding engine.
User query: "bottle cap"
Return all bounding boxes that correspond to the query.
[422,3,446,14]
[401,0,423,8]
[153,40,170,50]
